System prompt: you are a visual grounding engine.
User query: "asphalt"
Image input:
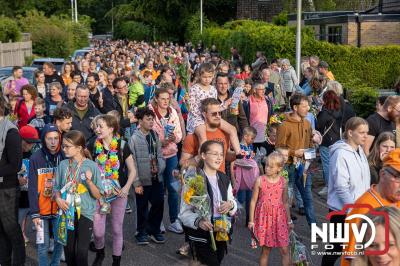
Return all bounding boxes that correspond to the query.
[24,165,332,266]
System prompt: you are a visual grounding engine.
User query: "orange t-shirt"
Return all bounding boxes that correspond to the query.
[182,129,230,173]
[341,185,400,266]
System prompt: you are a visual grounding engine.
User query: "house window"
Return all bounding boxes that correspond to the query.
[319,25,326,41]
[327,26,342,44]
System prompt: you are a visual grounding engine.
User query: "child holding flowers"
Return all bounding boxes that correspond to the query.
[179,140,237,266]
[248,152,293,266]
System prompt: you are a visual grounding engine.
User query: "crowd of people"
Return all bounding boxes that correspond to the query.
[0,39,400,266]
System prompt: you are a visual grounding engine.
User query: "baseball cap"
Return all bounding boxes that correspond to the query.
[20,125,40,143]
[383,149,400,173]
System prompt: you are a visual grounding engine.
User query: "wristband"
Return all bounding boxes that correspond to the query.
[288,219,293,225]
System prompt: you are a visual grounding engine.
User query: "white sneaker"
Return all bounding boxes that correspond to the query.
[160,222,166,234]
[168,220,184,234]
[60,250,65,262]
[318,186,328,196]
[48,238,54,253]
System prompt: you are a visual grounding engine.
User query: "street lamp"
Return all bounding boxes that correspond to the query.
[200,0,203,35]
[74,0,78,22]
[295,0,302,80]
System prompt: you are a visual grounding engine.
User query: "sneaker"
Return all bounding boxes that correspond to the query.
[168,220,183,234]
[89,241,97,252]
[150,233,166,244]
[318,186,328,196]
[136,234,150,245]
[160,222,166,234]
[125,203,132,214]
[48,238,54,253]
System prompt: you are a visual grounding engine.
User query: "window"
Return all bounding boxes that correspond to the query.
[327,26,342,44]
[319,25,326,41]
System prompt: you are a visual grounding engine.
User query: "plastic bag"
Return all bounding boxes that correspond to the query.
[289,231,310,266]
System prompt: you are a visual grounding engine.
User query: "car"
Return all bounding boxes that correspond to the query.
[31,58,65,74]
[71,48,92,61]
[0,66,38,87]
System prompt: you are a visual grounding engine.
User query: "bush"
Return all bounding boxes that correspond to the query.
[30,24,71,58]
[18,10,90,58]
[115,21,152,41]
[0,16,21,42]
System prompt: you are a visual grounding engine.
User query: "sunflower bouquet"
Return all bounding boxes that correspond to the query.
[183,170,217,251]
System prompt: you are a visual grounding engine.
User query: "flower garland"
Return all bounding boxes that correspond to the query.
[95,136,120,180]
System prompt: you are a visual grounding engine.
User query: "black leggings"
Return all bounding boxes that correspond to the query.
[64,214,93,266]
[192,240,227,266]
[321,209,346,266]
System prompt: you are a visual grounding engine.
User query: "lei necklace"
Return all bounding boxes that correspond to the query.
[95,136,120,180]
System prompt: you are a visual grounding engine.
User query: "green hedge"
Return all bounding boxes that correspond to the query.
[18,10,89,58]
[0,16,21,42]
[188,20,400,117]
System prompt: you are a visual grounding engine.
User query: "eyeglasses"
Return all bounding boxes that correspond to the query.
[384,168,400,183]
[209,111,222,117]
[206,152,224,158]
[393,105,400,113]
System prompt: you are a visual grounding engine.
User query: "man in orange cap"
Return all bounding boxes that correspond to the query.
[340,148,400,266]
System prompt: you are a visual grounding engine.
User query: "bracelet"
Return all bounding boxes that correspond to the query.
[288,219,293,225]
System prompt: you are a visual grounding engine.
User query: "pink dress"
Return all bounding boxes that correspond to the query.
[254,176,289,247]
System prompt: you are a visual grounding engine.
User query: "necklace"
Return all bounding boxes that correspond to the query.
[95,135,120,180]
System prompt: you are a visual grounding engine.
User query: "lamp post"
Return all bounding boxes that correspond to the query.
[200,0,203,35]
[71,0,74,22]
[74,0,78,22]
[295,0,302,80]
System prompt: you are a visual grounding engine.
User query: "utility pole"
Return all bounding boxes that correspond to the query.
[74,0,78,22]
[200,0,203,34]
[71,0,74,22]
[295,0,302,80]
[111,0,114,38]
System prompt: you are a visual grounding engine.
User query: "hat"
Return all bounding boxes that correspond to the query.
[383,149,400,173]
[41,124,59,142]
[20,125,40,143]
[318,61,329,69]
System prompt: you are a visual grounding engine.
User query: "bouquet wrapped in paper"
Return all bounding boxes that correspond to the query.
[289,231,310,266]
[183,170,217,251]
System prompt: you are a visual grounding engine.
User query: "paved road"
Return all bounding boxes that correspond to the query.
[24,169,331,266]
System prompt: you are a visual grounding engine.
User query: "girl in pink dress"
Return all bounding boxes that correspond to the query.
[248,152,293,266]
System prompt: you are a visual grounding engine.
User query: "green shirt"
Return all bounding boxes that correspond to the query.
[54,159,104,221]
[76,107,88,120]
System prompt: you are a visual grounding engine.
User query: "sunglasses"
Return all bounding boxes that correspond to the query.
[209,111,222,117]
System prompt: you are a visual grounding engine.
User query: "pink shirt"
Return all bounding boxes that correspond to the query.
[249,95,269,143]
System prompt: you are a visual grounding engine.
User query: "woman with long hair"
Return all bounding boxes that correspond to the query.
[45,82,65,117]
[54,130,103,266]
[98,70,109,91]
[179,140,237,266]
[62,63,73,87]
[324,117,371,265]
[15,84,37,128]
[367,132,396,185]
[90,115,136,266]
[35,71,47,98]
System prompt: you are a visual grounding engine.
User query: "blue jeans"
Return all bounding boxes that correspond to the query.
[294,164,316,225]
[163,155,179,223]
[38,218,63,266]
[237,189,252,224]
[288,165,303,208]
[319,146,330,186]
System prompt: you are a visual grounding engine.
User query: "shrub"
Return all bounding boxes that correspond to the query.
[114,21,152,41]
[30,24,71,58]
[0,16,21,42]
[18,10,90,58]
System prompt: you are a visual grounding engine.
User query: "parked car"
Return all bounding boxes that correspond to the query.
[71,48,92,61]
[31,58,65,74]
[0,66,38,87]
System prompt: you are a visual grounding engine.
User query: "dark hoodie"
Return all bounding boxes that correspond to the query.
[28,124,64,220]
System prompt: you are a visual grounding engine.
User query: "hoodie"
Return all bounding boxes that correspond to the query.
[28,124,64,219]
[327,140,370,211]
[276,113,313,157]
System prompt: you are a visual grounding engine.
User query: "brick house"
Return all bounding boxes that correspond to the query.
[288,0,400,47]
[237,0,284,22]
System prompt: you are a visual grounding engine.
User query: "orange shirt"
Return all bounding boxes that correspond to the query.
[182,129,230,173]
[341,185,400,266]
